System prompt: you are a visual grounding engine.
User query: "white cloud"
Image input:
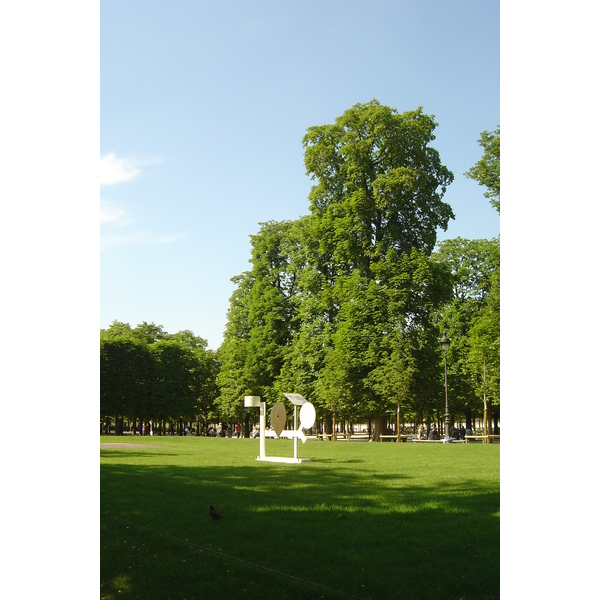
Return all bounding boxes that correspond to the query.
[100,152,140,185]
[100,200,127,224]
[99,152,176,250]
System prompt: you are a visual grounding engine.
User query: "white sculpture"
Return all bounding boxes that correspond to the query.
[244,394,315,464]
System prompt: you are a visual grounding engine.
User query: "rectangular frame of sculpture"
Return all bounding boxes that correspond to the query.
[244,394,313,464]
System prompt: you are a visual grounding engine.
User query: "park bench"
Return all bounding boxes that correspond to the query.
[465,435,500,443]
[378,434,408,442]
[317,432,370,441]
[317,433,344,441]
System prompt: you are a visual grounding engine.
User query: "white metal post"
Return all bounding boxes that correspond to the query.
[259,400,266,460]
[293,406,298,461]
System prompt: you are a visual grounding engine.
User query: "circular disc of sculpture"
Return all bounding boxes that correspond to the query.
[270,402,287,437]
[300,402,316,430]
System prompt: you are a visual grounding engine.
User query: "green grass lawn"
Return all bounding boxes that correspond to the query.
[101,436,499,600]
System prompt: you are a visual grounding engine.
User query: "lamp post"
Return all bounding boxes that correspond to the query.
[439,331,451,437]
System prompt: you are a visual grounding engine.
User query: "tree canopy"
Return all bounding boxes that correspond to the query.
[100,321,219,432]
[216,100,459,435]
[465,126,500,214]
[101,104,500,437]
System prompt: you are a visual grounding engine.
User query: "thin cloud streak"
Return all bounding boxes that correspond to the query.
[100,200,127,224]
[101,231,186,252]
[100,152,140,185]
[100,151,179,250]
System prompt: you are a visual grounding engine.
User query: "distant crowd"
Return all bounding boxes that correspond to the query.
[417,423,472,440]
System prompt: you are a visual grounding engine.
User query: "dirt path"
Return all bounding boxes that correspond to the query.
[100,443,164,449]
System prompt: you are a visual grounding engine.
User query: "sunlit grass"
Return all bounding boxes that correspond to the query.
[101,436,499,599]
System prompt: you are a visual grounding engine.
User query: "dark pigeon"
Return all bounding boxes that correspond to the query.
[209,505,223,520]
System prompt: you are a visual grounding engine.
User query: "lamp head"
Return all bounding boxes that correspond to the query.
[439,330,451,353]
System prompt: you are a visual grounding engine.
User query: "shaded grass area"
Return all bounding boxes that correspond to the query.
[101,437,499,600]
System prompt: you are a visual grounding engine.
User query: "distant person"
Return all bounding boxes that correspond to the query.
[459,425,466,439]
[465,425,473,437]
[418,424,425,440]
[234,422,241,438]
[184,427,190,436]
[428,425,439,440]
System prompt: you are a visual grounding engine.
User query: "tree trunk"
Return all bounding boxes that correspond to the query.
[372,414,387,442]
[483,400,489,443]
[482,358,489,443]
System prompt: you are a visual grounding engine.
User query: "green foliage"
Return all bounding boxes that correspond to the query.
[465,126,500,213]
[217,221,302,419]
[219,100,457,426]
[434,237,500,417]
[101,104,501,432]
[467,267,500,404]
[303,100,455,274]
[100,334,152,420]
[100,321,218,427]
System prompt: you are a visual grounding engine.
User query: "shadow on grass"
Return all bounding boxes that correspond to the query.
[101,455,499,600]
[100,451,183,461]
[310,457,366,464]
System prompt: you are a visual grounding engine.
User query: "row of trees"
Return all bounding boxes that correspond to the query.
[100,101,499,439]
[100,322,219,435]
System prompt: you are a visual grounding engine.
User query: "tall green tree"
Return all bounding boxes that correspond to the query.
[168,330,219,433]
[217,272,253,422]
[217,220,301,424]
[148,339,198,430]
[100,324,154,434]
[301,100,455,435]
[303,100,454,276]
[465,126,500,214]
[434,237,500,428]
[467,265,500,434]
[460,124,500,431]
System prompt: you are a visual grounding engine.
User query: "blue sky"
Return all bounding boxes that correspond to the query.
[101,0,500,349]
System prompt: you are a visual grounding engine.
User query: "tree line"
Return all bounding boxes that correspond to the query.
[101,100,499,439]
[100,322,219,435]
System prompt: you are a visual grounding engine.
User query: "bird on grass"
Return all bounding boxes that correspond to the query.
[209,505,223,520]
